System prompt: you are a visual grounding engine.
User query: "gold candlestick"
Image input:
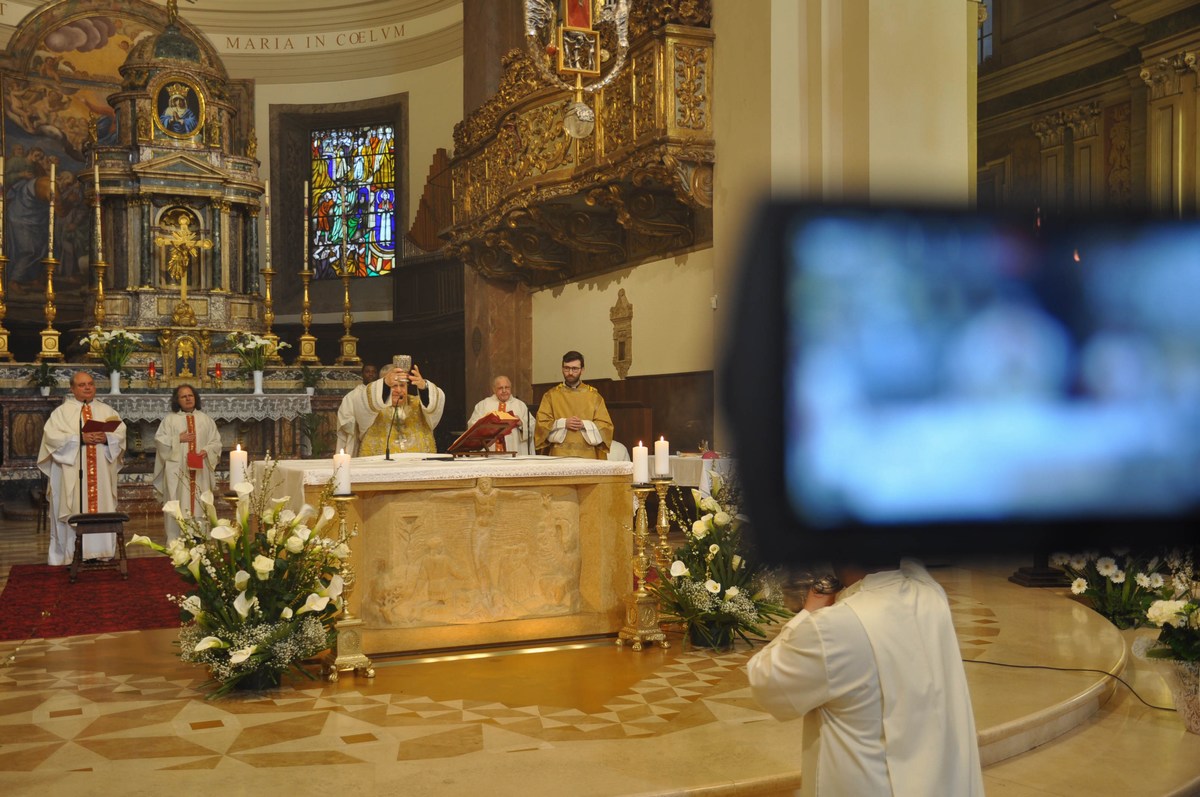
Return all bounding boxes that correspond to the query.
[334,260,360,366]
[296,268,320,364]
[260,264,283,363]
[38,256,64,361]
[0,251,13,362]
[651,477,675,574]
[617,485,668,651]
[322,494,375,681]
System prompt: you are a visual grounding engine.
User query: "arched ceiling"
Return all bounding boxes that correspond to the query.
[0,0,465,82]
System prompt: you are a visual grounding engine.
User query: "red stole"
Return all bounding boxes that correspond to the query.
[82,403,98,513]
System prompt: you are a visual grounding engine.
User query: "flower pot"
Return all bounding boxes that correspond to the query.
[1159,658,1200,734]
[688,621,735,650]
[252,370,264,395]
[305,386,315,396]
[232,668,281,693]
[109,370,121,395]
[39,386,51,397]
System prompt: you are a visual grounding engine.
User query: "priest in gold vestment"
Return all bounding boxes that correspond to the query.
[535,351,613,459]
[337,363,445,456]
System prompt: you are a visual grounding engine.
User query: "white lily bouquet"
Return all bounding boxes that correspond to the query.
[130,468,350,697]
[227,330,289,373]
[652,471,792,649]
[80,326,141,373]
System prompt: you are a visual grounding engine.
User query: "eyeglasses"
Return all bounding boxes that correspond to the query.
[562,366,583,372]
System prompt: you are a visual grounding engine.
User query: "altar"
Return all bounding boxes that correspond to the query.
[262,455,635,655]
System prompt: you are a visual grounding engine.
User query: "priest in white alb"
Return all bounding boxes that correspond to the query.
[467,375,530,453]
[337,359,445,456]
[37,371,128,565]
[153,384,222,541]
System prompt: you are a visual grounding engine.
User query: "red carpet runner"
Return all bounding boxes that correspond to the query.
[0,557,187,641]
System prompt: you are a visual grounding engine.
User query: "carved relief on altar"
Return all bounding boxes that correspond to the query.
[360,483,583,629]
[157,329,210,381]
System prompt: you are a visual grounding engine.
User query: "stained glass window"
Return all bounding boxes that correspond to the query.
[309,124,396,279]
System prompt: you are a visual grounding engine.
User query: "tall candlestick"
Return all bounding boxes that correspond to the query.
[333,449,352,495]
[229,444,248,487]
[303,181,310,272]
[632,441,649,484]
[1,155,5,249]
[48,162,56,256]
[654,436,670,478]
[339,186,347,271]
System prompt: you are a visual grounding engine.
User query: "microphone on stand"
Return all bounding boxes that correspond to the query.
[523,401,534,455]
[384,403,399,461]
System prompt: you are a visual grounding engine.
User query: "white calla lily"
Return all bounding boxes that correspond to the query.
[321,574,345,600]
[199,490,219,526]
[297,593,331,615]
[281,606,293,619]
[705,579,721,594]
[181,595,203,616]
[229,646,257,665]
[233,590,258,619]
[294,504,316,527]
[194,636,227,651]
[234,569,251,591]
[670,560,690,578]
[724,586,740,599]
[126,534,167,553]
[210,525,238,547]
[312,505,337,536]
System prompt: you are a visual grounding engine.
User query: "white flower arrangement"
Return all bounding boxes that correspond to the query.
[130,463,349,696]
[1050,549,1166,630]
[227,331,290,372]
[80,327,141,372]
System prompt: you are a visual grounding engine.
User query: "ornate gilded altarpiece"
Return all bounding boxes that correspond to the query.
[446,1,714,287]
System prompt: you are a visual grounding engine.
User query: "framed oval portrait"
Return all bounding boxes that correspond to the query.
[154,79,205,139]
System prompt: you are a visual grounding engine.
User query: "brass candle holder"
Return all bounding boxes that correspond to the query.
[322,494,375,681]
[0,251,13,362]
[38,255,64,361]
[295,268,320,364]
[334,260,361,366]
[651,476,674,574]
[617,484,668,651]
[260,265,284,364]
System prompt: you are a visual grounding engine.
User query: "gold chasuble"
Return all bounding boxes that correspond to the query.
[535,382,613,459]
[359,395,437,455]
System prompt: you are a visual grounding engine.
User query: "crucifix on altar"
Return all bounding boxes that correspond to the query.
[155,210,213,326]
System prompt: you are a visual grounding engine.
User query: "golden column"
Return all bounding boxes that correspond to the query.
[91,162,108,327]
[38,162,63,362]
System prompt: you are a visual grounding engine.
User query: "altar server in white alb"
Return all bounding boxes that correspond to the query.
[467,375,530,453]
[37,371,128,565]
[153,384,222,541]
[746,559,984,797]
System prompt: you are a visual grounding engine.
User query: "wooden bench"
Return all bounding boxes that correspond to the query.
[66,512,130,583]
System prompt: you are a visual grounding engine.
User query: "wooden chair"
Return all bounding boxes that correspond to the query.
[66,512,130,583]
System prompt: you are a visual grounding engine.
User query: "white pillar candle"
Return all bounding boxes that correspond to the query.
[632,441,649,484]
[333,449,352,495]
[302,180,310,272]
[1,155,5,249]
[654,436,670,478]
[229,444,248,488]
[93,163,103,260]
[263,179,271,269]
[48,162,56,256]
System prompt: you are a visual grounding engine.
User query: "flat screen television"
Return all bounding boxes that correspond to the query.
[724,203,1200,563]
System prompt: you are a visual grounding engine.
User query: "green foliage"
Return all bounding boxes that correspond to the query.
[29,362,58,388]
[299,413,330,458]
[300,365,321,388]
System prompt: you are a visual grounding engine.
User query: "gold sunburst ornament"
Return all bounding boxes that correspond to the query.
[524,0,631,138]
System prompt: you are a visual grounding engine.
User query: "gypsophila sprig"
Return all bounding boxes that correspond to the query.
[651,469,791,649]
[80,327,141,372]
[1050,548,1167,629]
[227,331,289,373]
[128,459,349,697]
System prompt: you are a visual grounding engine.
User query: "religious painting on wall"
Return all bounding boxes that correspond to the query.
[1,11,154,316]
[153,79,205,139]
[308,124,397,280]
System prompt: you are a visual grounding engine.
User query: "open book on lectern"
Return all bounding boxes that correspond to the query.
[447,411,521,455]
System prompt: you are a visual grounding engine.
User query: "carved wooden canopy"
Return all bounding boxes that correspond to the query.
[446,2,714,287]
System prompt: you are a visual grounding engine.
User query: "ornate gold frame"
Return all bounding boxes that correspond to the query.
[152,76,207,140]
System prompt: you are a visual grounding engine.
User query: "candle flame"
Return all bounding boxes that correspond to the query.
[235,444,241,451]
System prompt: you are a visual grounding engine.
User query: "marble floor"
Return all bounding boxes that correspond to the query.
[1,515,1199,796]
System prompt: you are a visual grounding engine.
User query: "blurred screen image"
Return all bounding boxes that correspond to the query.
[784,210,1200,530]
